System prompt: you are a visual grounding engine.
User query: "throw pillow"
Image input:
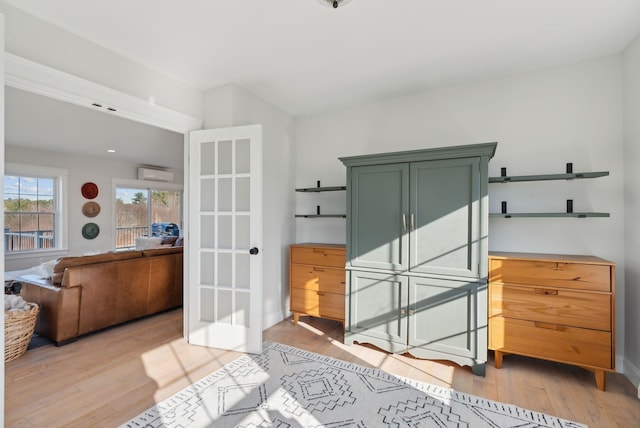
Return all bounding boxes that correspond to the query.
[161,236,178,246]
[36,259,57,279]
[135,237,163,250]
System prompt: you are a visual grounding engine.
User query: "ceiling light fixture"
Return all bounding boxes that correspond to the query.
[107,149,116,153]
[318,0,352,9]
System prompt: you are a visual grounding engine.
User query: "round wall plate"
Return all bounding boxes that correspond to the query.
[82,201,101,218]
[82,222,100,240]
[81,182,99,199]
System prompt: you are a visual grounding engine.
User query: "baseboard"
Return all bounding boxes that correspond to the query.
[622,357,640,399]
[617,354,625,373]
[262,309,287,331]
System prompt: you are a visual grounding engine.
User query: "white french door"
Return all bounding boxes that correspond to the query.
[187,125,263,354]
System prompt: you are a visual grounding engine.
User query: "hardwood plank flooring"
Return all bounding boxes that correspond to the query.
[5,309,640,427]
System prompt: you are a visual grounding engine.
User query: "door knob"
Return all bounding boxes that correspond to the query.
[249,247,259,255]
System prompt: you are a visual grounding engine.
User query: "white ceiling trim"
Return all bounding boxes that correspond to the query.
[5,53,203,133]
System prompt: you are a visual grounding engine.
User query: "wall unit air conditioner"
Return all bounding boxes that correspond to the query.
[137,167,174,182]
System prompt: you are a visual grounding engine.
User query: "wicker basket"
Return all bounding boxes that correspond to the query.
[5,303,39,362]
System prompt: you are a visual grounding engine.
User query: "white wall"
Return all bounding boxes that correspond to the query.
[204,84,296,329]
[4,145,184,270]
[295,56,626,366]
[623,33,640,389]
[0,2,203,120]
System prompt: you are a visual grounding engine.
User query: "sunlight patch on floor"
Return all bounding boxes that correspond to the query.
[294,319,456,387]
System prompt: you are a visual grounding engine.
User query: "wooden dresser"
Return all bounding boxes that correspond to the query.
[488,252,615,390]
[289,243,346,324]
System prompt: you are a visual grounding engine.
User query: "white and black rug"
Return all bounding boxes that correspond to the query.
[121,341,586,428]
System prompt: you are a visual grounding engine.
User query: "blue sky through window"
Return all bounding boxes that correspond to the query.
[4,176,54,201]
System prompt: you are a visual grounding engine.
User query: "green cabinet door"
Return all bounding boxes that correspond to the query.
[345,270,408,354]
[407,276,486,375]
[410,157,480,278]
[349,163,409,271]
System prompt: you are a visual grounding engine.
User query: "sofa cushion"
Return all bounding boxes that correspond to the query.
[141,246,184,257]
[52,250,144,284]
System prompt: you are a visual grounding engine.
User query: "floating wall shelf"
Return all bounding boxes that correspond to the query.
[490,212,610,219]
[295,185,347,192]
[490,165,610,219]
[294,214,347,218]
[489,171,609,183]
[294,181,347,218]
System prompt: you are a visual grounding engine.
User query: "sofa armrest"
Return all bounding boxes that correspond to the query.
[18,274,81,345]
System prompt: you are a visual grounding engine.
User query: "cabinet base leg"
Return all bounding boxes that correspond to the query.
[494,350,503,369]
[595,370,606,391]
[471,363,486,377]
[293,312,300,325]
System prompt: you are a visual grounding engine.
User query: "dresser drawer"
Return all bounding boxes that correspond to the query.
[290,264,345,294]
[490,259,610,292]
[490,316,612,369]
[290,288,345,321]
[291,246,346,268]
[490,284,610,331]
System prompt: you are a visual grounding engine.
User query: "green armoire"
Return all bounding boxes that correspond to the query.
[340,142,497,376]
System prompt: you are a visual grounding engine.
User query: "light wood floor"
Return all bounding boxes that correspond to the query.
[5,309,640,427]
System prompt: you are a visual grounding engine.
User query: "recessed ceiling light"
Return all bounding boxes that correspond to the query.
[107,149,116,153]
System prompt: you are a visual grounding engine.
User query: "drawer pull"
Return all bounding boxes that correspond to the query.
[313,267,325,272]
[317,292,326,296]
[313,249,326,254]
[534,288,558,296]
[534,322,566,331]
[340,281,346,285]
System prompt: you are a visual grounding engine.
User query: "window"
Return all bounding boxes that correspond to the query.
[114,180,183,249]
[3,164,68,253]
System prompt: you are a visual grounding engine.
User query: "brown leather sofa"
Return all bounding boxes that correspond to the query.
[19,246,183,345]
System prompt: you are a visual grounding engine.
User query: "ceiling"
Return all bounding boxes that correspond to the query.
[6,87,184,170]
[4,0,640,117]
[3,0,640,169]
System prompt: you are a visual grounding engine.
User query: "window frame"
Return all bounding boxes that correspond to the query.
[4,162,69,261]
[112,178,183,250]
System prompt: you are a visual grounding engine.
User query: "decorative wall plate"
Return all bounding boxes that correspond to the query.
[81,182,99,199]
[82,201,101,218]
[82,223,100,240]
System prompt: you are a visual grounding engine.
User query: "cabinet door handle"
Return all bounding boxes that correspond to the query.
[410,213,415,231]
[402,213,407,232]
[534,288,558,296]
[400,308,406,316]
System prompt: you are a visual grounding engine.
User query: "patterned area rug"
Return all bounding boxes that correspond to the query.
[121,341,586,428]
